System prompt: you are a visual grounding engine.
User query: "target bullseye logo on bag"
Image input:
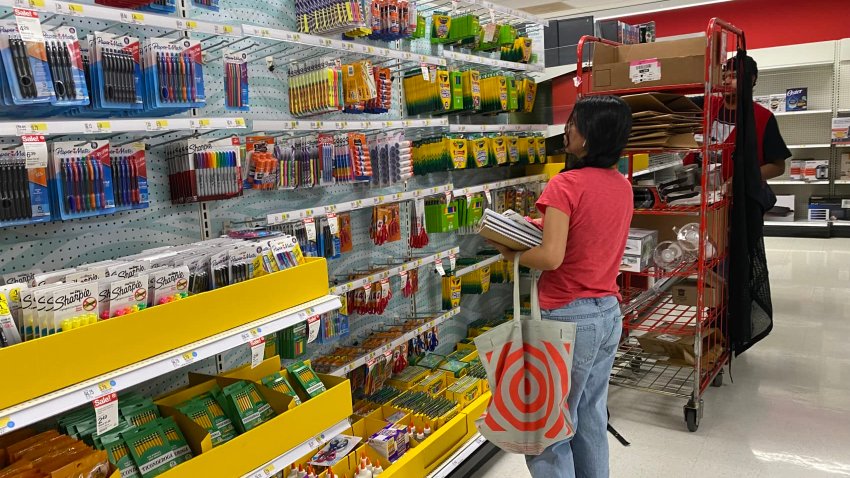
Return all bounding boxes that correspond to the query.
[474,257,576,456]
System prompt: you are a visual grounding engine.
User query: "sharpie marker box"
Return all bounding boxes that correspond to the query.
[785,87,807,111]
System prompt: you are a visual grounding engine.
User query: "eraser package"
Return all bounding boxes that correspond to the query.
[224,51,249,111]
[109,141,150,210]
[0,146,52,228]
[0,21,54,105]
[89,32,143,110]
[49,140,118,220]
[142,37,205,111]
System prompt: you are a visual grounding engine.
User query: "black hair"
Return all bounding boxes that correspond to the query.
[725,54,758,86]
[567,95,632,169]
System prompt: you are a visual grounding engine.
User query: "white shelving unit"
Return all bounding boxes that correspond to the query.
[773,109,832,117]
[768,180,829,185]
[0,118,247,137]
[242,418,352,478]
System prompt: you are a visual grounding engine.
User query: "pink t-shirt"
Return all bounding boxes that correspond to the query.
[536,167,633,310]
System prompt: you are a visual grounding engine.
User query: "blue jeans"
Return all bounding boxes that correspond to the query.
[525,296,622,478]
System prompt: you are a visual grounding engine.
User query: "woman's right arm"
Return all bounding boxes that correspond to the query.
[492,207,569,271]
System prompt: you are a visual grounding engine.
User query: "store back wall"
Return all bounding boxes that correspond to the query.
[619,0,850,49]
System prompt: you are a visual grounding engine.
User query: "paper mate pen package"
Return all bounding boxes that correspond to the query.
[148,266,190,306]
[142,37,205,110]
[0,145,52,228]
[224,50,249,111]
[42,26,89,107]
[90,32,142,110]
[50,140,117,220]
[109,142,149,210]
[0,20,54,105]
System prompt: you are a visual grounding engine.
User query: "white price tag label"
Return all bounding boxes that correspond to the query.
[629,58,661,84]
[449,253,457,271]
[227,118,246,128]
[307,315,320,343]
[304,217,317,241]
[14,9,44,42]
[435,260,446,277]
[190,118,212,130]
[83,121,111,134]
[171,351,197,368]
[327,213,339,234]
[215,24,235,35]
[444,190,453,203]
[119,11,145,25]
[0,417,14,436]
[240,327,263,342]
[21,134,47,168]
[145,119,168,131]
[82,380,115,402]
[250,337,266,368]
[94,392,119,435]
[420,63,430,81]
[483,185,492,205]
[15,122,47,136]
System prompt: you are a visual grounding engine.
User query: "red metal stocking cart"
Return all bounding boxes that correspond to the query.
[576,18,745,432]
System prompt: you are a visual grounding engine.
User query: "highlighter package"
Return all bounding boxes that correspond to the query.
[89,32,143,110]
[109,141,149,210]
[0,21,54,106]
[0,146,52,228]
[49,140,118,220]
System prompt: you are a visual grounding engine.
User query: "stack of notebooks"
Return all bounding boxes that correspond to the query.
[477,209,543,250]
[621,93,703,149]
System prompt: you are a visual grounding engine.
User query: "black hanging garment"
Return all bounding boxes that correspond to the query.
[728,50,773,356]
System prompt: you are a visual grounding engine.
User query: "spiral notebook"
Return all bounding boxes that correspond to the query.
[477,209,543,250]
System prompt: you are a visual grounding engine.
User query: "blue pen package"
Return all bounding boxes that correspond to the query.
[142,37,205,111]
[42,26,89,107]
[224,51,249,111]
[109,141,149,210]
[90,32,143,110]
[137,0,177,13]
[0,21,54,105]
[0,144,52,228]
[49,140,118,220]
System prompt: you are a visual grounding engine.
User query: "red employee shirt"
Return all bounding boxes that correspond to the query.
[535,167,633,310]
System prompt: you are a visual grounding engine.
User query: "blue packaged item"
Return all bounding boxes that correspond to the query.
[785,87,807,112]
[0,143,52,228]
[191,0,220,11]
[43,26,90,107]
[49,140,121,220]
[90,32,143,111]
[109,141,149,210]
[137,0,177,14]
[0,21,54,106]
[142,37,205,113]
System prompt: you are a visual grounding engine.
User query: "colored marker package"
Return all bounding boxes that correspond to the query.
[0,20,54,106]
[0,145,52,228]
[42,26,90,107]
[165,137,243,204]
[89,32,143,110]
[223,51,249,111]
[50,140,118,220]
[142,37,205,111]
[109,141,149,210]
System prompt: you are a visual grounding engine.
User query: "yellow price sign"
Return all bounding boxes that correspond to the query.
[215,24,234,34]
[132,12,144,22]
[28,123,47,133]
[67,3,84,14]
[260,28,271,37]
[29,0,45,7]
[97,381,113,392]
[0,416,13,435]
[0,295,10,315]
[185,20,197,30]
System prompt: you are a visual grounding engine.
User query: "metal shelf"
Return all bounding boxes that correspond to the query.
[242,418,351,478]
[330,248,459,295]
[763,220,829,227]
[452,174,547,198]
[442,50,544,73]
[787,144,832,149]
[0,117,246,137]
[767,180,829,185]
[758,61,834,72]
[253,119,447,133]
[454,254,503,277]
[610,338,695,399]
[0,295,341,434]
[836,180,850,184]
[448,124,547,133]
[427,433,488,478]
[773,109,832,117]
[330,308,461,376]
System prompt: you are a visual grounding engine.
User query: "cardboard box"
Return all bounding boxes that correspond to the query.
[804,160,829,181]
[768,94,785,113]
[620,254,650,272]
[670,269,723,308]
[789,160,804,180]
[831,117,850,144]
[591,37,709,92]
[754,95,771,110]
[765,195,795,221]
[636,326,724,369]
[785,87,808,111]
[809,196,850,221]
[625,228,658,257]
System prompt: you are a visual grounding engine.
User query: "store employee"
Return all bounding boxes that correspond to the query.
[692,55,792,210]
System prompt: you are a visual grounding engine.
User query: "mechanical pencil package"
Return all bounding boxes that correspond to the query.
[142,37,205,111]
[49,140,118,220]
[42,26,90,107]
[0,144,52,228]
[224,50,249,111]
[0,20,54,106]
[89,32,143,110]
[109,141,149,210]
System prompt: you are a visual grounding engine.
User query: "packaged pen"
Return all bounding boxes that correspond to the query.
[109,141,149,210]
[191,0,220,11]
[137,0,177,14]
[0,21,54,105]
[142,37,205,111]
[165,137,243,204]
[89,32,143,110]
[0,145,52,228]
[42,26,89,107]
[224,51,249,111]
[49,140,117,220]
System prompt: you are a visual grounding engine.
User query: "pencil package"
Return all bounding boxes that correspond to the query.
[121,422,179,477]
[0,145,52,228]
[261,372,302,405]
[109,142,149,210]
[89,32,143,110]
[219,381,275,433]
[286,360,327,399]
[49,140,118,220]
[0,20,54,106]
[224,50,249,111]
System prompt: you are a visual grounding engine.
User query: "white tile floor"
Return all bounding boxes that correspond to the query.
[471,237,850,478]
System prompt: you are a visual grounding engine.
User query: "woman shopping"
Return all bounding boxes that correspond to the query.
[489,95,634,478]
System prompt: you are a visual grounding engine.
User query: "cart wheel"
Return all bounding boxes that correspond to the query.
[684,408,700,432]
[629,357,643,373]
[711,370,723,388]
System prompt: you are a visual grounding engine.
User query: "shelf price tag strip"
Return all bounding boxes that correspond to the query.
[452,174,547,199]
[251,118,447,133]
[330,308,461,376]
[267,184,453,225]
[330,248,459,295]
[1,117,246,137]
[0,295,341,435]
[448,124,547,133]
[454,254,504,278]
[242,418,352,478]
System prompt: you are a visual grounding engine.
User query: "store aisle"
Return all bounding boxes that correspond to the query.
[470,237,850,478]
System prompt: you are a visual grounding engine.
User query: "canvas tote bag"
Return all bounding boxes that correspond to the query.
[473,253,577,455]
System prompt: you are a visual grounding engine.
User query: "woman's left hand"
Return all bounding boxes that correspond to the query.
[487,241,518,262]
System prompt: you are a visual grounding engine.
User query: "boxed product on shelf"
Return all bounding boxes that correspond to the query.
[785,87,807,111]
[620,254,650,273]
[789,160,804,180]
[368,422,410,463]
[766,195,795,221]
[808,196,850,221]
[671,269,723,307]
[768,94,785,113]
[636,326,725,369]
[590,37,710,92]
[841,153,850,180]
[832,118,850,144]
[624,228,658,257]
[804,160,829,181]
[754,95,771,110]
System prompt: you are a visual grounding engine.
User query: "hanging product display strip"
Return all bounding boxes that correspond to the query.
[452,174,547,197]
[0,118,246,137]
[330,247,459,294]
[253,119,447,132]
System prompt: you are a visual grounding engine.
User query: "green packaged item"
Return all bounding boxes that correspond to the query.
[122,401,160,428]
[280,322,307,359]
[122,421,179,477]
[416,353,446,370]
[431,13,451,43]
[286,361,327,398]
[261,371,302,405]
[159,416,193,464]
[449,70,463,111]
[103,433,141,478]
[439,359,469,378]
[221,381,275,433]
